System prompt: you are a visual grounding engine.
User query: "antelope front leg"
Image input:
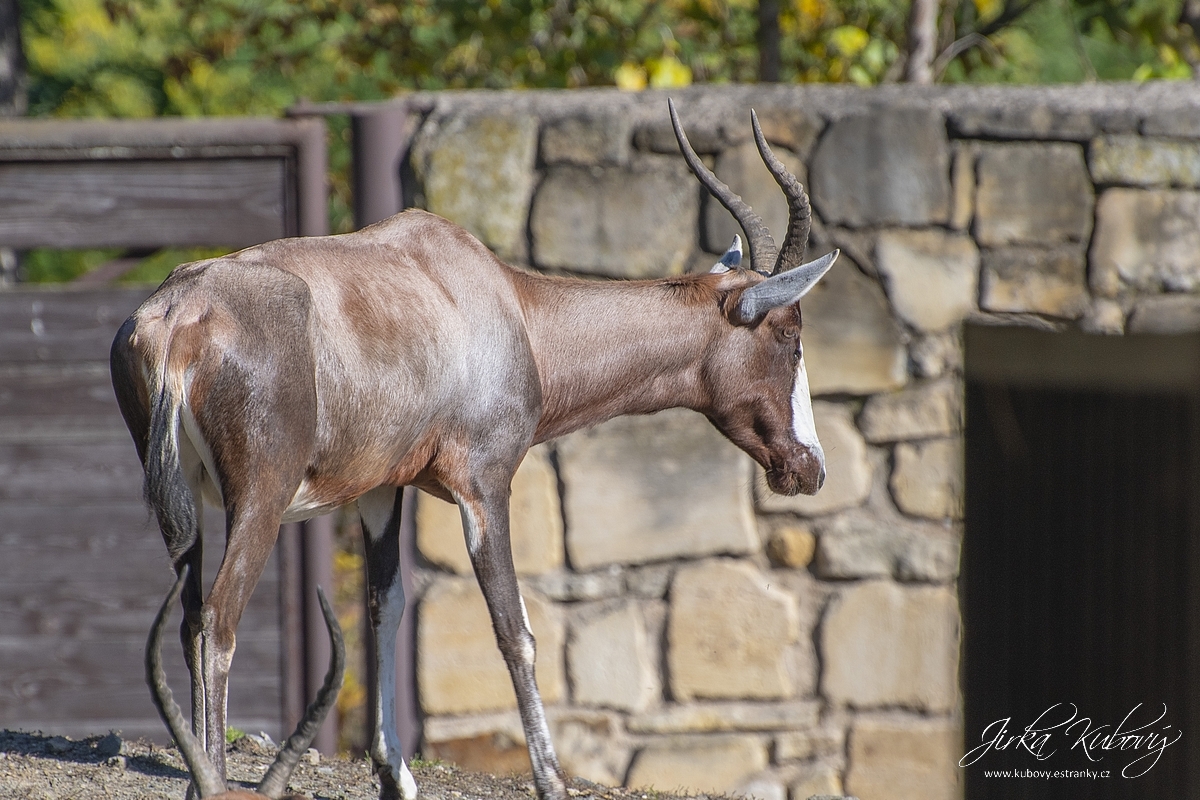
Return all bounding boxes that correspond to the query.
[359,486,418,800]
[459,488,567,800]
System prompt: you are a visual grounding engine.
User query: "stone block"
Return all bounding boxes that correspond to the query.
[820,581,959,712]
[891,438,963,521]
[625,563,675,599]
[425,731,531,775]
[704,141,806,255]
[810,109,950,227]
[874,230,979,333]
[858,379,961,444]
[845,716,961,800]
[950,144,975,231]
[1090,188,1200,295]
[974,143,1094,247]
[979,245,1089,318]
[802,258,909,395]
[1127,295,1200,334]
[908,332,962,380]
[541,114,631,166]
[1089,135,1200,187]
[756,403,872,517]
[814,513,960,583]
[737,776,787,800]
[552,714,631,786]
[788,763,843,800]
[775,728,843,762]
[636,118,726,154]
[568,603,659,712]
[668,560,799,701]
[416,444,564,576]
[627,700,819,734]
[1142,107,1200,137]
[530,159,697,278]
[949,105,1099,141]
[416,114,538,261]
[626,735,769,794]
[746,108,824,159]
[1080,298,1126,335]
[767,525,816,569]
[530,568,623,602]
[560,409,757,570]
[418,577,564,715]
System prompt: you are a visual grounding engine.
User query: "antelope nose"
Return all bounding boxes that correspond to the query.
[817,464,826,490]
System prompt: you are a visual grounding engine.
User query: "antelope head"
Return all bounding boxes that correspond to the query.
[146,566,345,800]
[670,99,837,496]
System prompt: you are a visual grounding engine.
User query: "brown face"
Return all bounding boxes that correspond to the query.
[706,295,826,496]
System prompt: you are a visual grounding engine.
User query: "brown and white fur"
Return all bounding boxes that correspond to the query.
[146,565,345,799]
[110,100,836,800]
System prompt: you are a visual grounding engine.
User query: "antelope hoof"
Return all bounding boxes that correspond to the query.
[375,759,418,800]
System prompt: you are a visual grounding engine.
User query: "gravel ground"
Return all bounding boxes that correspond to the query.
[0,731,693,800]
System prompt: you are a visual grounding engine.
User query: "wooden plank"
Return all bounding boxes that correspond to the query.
[0,503,281,631]
[0,159,287,248]
[0,364,129,441]
[0,499,284,739]
[0,440,144,502]
[0,287,151,364]
[0,634,280,728]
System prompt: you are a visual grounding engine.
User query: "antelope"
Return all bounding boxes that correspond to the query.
[146,565,345,799]
[109,99,836,800]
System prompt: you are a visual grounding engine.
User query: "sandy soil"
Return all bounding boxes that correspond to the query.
[0,730,690,800]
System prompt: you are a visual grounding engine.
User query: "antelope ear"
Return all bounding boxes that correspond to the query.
[710,235,743,274]
[735,249,838,323]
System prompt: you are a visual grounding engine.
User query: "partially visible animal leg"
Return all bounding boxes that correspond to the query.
[358,486,418,800]
[201,505,286,784]
[460,486,566,800]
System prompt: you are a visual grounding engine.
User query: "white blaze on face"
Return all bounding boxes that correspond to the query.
[791,349,825,480]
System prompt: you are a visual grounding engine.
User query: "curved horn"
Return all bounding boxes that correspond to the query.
[750,110,812,275]
[146,565,227,798]
[669,98,779,274]
[257,585,345,799]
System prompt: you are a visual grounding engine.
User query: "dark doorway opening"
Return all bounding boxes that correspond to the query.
[963,324,1200,798]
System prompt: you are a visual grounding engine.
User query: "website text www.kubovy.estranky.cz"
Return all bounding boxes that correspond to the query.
[983,769,1111,779]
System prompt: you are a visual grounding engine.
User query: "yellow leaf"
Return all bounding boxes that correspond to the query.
[973,0,1003,23]
[614,61,648,91]
[647,55,692,88]
[828,25,870,58]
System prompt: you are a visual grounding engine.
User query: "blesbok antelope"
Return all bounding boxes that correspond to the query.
[109,98,836,800]
[146,565,345,799]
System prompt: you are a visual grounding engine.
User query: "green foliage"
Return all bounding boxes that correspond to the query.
[15,0,1196,282]
[225,726,246,744]
[20,246,230,285]
[21,0,1195,119]
[20,248,120,282]
[942,0,1194,84]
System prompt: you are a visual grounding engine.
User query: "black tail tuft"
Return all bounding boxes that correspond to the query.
[144,387,198,562]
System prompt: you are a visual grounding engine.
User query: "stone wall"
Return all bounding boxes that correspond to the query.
[397,82,1200,800]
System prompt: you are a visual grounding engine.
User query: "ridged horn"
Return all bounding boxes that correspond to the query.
[750,109,812,274]
[145,565,227,798]
[669,98,779,275]
[257,585,345,798]
[146,566,345,799]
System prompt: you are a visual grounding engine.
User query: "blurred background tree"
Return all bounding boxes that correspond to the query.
[6,0,1198,278]
[17,0,1199,119]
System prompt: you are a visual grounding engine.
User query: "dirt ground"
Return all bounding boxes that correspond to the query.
[0,730,697,800]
